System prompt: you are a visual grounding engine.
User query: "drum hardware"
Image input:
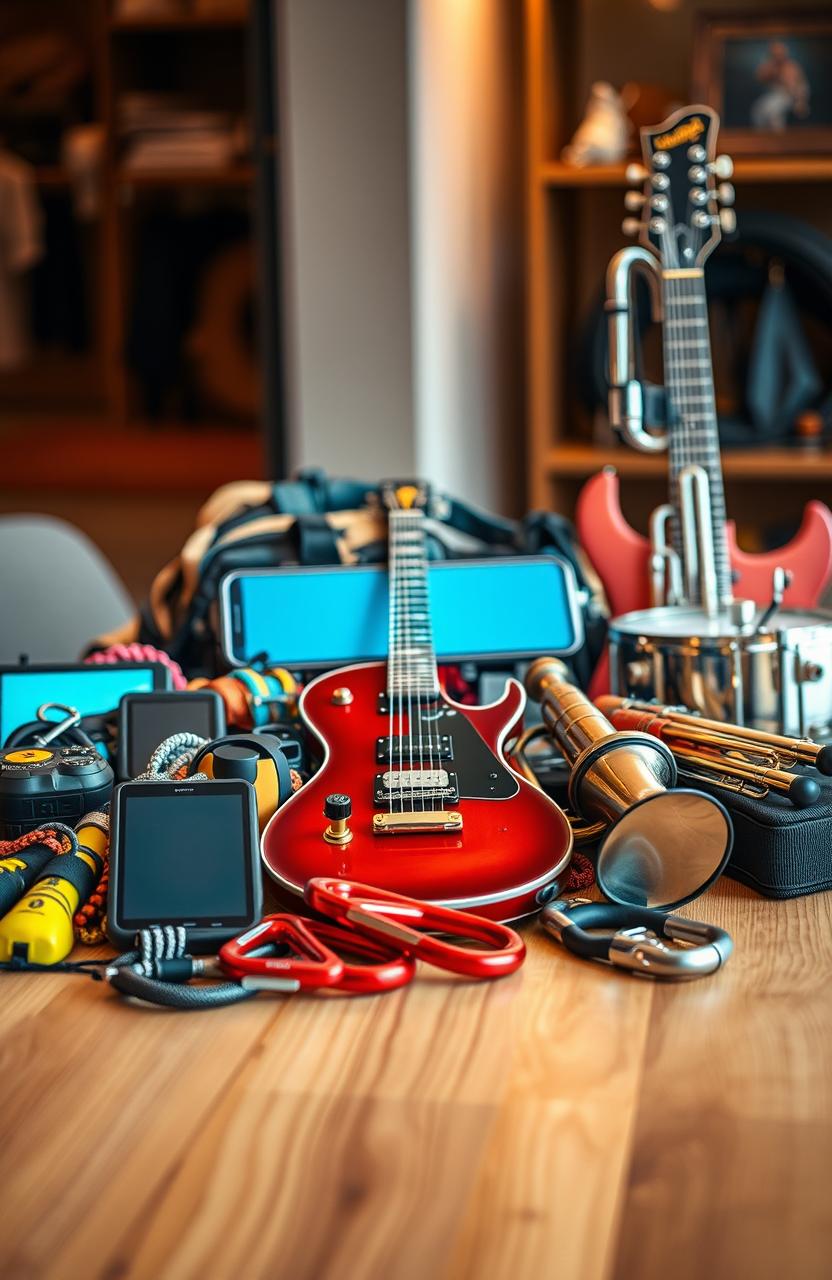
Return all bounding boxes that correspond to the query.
[539,899,733,981]
[609,603,832,739]
[524,657,733,910]
[596,695,832,778]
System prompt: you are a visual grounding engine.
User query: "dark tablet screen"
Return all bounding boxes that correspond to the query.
[116,783,254,929]
[122,692,224,778]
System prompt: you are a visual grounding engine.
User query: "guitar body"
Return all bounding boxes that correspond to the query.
[261,662,573,921]
[579,468,832,696]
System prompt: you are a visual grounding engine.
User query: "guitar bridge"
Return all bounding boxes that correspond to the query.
[372,810,462,835]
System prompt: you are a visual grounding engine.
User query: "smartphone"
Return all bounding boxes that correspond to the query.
[0,662,171,748]
[219,556,583,669]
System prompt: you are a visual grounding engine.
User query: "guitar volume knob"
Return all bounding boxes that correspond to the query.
[324,793,354,845]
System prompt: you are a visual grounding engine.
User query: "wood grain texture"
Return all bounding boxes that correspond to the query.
[0,879,829,1280]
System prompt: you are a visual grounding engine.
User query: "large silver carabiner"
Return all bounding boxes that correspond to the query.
[540,899,733,980]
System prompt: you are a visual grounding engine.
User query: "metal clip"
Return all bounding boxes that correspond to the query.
[33,703,82,746]
[540,899,733,981]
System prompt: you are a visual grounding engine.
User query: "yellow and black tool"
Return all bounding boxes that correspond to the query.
[0,816,107,965]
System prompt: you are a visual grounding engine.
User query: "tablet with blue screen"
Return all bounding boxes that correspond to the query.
[0,663,171,747]
[220,557,582,670]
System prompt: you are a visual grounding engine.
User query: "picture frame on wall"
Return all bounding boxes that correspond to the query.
[694,13,832,154]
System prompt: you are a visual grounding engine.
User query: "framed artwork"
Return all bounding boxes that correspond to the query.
[694,13,832,154]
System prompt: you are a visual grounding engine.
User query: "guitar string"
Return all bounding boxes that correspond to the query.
[401,510,414,814]
[417,510,438,811]
[663,258,730,603]
[404,511,417,813]
[411,509,430,814]
[388,508,397,815]
[666,263,698,595]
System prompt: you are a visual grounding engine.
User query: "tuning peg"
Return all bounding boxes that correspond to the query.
[687,165,706,184]
[625,163,648,185]
[624,190,645,211]
[687,144,707,163]
[689,188,708,206]
[622,217,643,237]
[652,151,671,170]
[719,208,737,234]
[711,154,734,179]
[717,181,735,206]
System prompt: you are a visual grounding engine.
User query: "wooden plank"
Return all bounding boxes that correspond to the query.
[444,925,655,1280]
[612,882,832,1280]
[540,156,832,187]
[545,443,832,481]
[0,879,830,1278]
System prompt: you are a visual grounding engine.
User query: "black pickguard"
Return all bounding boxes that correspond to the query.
[378,698,518,802]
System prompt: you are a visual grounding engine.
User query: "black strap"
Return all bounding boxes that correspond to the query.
[294,514,342,565]
[107,963,257,1009]
[558,903,671,961]
[31,848,103,900]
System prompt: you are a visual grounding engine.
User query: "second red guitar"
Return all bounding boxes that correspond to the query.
[576,105,832,696]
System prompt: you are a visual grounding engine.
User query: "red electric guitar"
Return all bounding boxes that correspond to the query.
[261,483,573,921]
[576,106,832,693]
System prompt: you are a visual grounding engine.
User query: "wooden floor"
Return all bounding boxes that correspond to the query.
[1,876,830,1280]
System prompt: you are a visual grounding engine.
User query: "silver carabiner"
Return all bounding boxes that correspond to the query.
[540,899,733,981]
[33,703,82,746]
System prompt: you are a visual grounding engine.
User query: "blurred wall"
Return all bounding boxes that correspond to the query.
[279,0,416,479]
[409,0,524,515]
[278,0,524,513]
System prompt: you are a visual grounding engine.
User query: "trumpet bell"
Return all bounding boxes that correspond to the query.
[597,789,733,911]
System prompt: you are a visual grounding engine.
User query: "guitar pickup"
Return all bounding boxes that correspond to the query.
[374,769,459,808]
[375,735,453,764]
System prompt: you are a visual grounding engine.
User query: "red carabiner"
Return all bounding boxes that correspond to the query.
[305,878,526,980]
[219,915,345,991]
[304,920,416,995]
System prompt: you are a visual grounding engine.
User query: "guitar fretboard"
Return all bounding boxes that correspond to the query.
[661,267,732,605]
[387,508,439,699]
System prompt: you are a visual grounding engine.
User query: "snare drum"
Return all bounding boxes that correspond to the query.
[609,606,832,738]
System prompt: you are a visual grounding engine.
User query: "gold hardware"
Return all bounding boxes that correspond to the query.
[373,810,462,835]
[331,687,354,706]
[323,816,353,845]
[662,268,704,278]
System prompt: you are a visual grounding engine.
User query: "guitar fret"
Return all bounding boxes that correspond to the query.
[387,506,440,698]
[662,268,732,603]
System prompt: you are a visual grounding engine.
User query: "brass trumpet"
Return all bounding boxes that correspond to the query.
[522,658,733,910]
[595,696,824,808]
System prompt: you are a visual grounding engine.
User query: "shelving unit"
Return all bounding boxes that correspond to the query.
[0,0,264,492]
[524,0,832,541]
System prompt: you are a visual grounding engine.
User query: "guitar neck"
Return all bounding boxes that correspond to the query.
[661,266,732,605]
[387,508,439,699]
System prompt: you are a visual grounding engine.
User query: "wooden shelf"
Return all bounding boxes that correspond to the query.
[545,443,832,481]
[0,425,262,492]
[540,155,832,189]
[109,11,247,31]
[117,164,254,188]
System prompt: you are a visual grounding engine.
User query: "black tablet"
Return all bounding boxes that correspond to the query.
[117,690,226,779]
[108,779,262,951]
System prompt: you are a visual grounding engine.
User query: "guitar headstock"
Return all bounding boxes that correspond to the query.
[622,105,735,270]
